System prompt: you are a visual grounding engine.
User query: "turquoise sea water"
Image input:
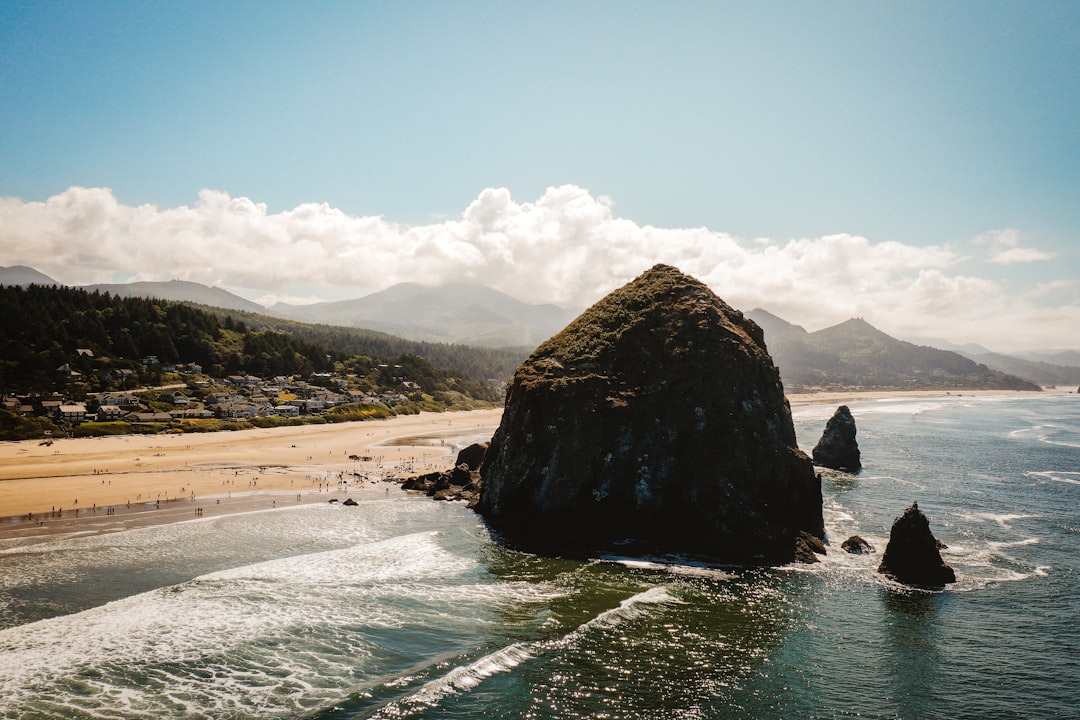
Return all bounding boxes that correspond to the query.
[0,393,1077,719]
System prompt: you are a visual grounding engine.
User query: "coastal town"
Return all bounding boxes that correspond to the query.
[2,350,428,437]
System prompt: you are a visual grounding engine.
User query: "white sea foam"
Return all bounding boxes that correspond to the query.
[955,512,1033,530]
[988,537,1040,549]
[1009,423,1080,448]
[601,557,736,580]
[0,527,548,718]
[860,400,950,416]
[1027,470,1080,486]
[371,586,679,717]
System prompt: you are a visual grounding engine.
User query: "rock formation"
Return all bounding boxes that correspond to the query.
[476,264,823,564]
[794,531,828,564]
[841,535,874,554]
[812,405,861,471]
[401,442,488,506]
[878,503,956,586]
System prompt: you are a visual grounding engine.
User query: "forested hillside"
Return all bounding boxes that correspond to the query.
[193,306,529,384]
[0,285,508,398]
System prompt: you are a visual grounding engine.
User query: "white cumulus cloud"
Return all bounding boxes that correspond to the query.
[1,185,1076,352]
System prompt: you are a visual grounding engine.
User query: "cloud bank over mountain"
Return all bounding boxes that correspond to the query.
[1,185,1074,352]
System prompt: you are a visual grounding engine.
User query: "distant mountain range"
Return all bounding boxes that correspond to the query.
[269,283,575,347]
[83,280,269,315]
[957,350,1080,387]
[745,310,1045,392]
[3,265,1077,389]
[0,266,570,349]
[0,265,60,286]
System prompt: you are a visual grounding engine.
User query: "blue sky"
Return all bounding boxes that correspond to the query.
[1,1,1078,351]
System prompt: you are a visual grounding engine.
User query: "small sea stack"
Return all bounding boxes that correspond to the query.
[878,502,956,587]
[476,264,823,564]
[812,405,861,471]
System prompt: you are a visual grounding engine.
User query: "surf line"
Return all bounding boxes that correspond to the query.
[361,586,680,718]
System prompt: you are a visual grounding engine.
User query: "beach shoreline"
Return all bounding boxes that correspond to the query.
[0,390,1054,543]
[0,408,502,544]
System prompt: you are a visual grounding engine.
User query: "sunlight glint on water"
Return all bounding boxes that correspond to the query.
[0,394,1077,720]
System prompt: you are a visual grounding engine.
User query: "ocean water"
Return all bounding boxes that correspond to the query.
[0,393,1077,719]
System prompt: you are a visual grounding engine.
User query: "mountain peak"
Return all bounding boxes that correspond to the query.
[746,308,808,341]
[0,265,61,286]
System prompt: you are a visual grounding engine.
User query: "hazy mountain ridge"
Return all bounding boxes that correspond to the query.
[269,282,576,347]
[0,265,61,286]
[747,311,1042,392]
[4,266,1075,390]
[83,280,268,315]
[958,351,1080,387]
[189,304,529,384]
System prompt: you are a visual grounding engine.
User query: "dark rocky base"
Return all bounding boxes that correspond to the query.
[398,442,488,507]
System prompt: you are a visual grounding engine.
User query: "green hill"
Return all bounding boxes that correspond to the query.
[748,312,1040,392]
[0,284,508,400]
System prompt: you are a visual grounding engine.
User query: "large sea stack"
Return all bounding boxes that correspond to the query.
[878,503,956,587]
[476,264,823,563]
[812,405,861,471]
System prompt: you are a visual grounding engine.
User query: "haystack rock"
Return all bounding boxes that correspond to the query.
[812,405,861,471]
[476,264,823,563]
[878,503,956,586]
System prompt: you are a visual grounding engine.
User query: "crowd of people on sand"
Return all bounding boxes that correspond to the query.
[10,455,447,535]
[3,414,488,534]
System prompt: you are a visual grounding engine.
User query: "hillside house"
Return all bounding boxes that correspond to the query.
[96,405,125,421]
[205,393,244,406]
[215,403,257,419]
[58,403,87,423]
[170,408,214,419]
[130,411,174,423]
[163,391,190,405]
[55,363,83,382]
[99,393,141,408]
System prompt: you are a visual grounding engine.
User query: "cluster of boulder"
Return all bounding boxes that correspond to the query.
[399,442,488,506]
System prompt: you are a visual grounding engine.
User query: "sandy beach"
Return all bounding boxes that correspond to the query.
[0,390,1051,543]
[0,408,503,542]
